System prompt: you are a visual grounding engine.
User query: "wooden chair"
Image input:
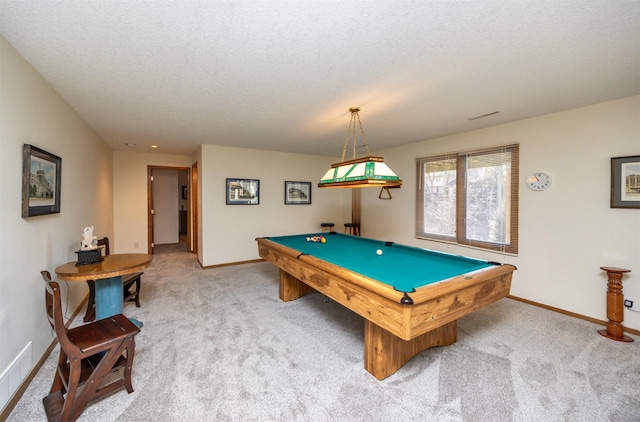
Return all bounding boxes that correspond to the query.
[83,237,143,322]
[40,271,140,422]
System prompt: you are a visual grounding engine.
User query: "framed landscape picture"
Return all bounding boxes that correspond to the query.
[284,181,311,205]
[22,144,62,217]
[226,178,260,205]
[610,155,640,209]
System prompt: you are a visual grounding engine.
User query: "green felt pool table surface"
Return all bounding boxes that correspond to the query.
[265,232,494,293]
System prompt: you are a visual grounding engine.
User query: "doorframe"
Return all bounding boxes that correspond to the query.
[191,161,198,255]
[147,165,191,254]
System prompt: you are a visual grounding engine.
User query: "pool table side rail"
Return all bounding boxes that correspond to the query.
[406,265,514,340]
[409,263,515,303]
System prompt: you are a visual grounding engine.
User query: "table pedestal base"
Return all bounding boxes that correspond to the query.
[364,319,457,380]
[96,276,143,328]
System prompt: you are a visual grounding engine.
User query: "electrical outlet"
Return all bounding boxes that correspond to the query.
[624,298,635,310]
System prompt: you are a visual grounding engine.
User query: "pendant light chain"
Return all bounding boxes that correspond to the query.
[339,112,354,162]
[340,107,372,162]
[353,108,372,158]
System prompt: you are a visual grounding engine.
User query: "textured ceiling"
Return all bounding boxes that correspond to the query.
[1,1,638,157]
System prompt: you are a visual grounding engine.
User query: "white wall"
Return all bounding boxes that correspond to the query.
[112,152,193,253]
[363,96,640,330]
[0,36,114,409]
[199,145,351,266]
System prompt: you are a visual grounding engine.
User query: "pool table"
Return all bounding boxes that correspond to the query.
[256,232,516,380]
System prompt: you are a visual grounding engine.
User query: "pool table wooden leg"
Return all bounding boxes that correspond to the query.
[279,270,314,302]
[363,319,457,380]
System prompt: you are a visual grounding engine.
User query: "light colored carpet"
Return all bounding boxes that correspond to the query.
[8,252,640,421]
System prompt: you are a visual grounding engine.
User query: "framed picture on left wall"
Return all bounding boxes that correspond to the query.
[22,144,62,217]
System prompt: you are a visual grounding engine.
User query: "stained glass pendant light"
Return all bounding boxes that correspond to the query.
[318,107,402,189]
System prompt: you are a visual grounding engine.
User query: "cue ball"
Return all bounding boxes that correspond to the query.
[376,249,383,256]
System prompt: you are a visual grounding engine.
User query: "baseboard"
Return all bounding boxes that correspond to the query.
[508,295,640,337]
[200,258,264,269]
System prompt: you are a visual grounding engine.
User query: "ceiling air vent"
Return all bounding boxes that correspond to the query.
[468,111,500,121]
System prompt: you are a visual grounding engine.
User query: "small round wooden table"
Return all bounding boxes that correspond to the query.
[55,254,152,327]
[598,266,633,342]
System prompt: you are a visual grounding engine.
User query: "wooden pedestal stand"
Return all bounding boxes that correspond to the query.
[598,266,633,342]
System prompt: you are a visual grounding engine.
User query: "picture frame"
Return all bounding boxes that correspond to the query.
[226,178,260,205]
[22,144,62,217]
[610,155,640,209]
[182,185,187,200]
[284,181,312,205]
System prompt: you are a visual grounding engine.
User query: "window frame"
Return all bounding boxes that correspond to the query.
[416,144,519,254]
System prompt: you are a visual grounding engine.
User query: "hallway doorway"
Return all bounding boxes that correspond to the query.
[147,166,191,255]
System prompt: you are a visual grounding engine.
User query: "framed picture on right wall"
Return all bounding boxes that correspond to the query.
[610,155,640,209]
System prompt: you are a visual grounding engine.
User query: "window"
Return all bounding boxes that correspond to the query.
[416,144,519,254]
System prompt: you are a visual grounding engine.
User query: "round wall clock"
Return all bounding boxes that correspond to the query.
[526,172,552,191]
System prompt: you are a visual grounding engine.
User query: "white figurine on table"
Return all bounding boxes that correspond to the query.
[81,226,98,250]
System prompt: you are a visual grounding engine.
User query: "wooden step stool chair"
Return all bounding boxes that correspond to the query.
[344,223,360,236]
[41,271,140,422]
[83,237,143,322]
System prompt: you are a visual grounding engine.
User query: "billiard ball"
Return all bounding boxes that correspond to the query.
[376,249,383,255]
[321,237,326,243]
